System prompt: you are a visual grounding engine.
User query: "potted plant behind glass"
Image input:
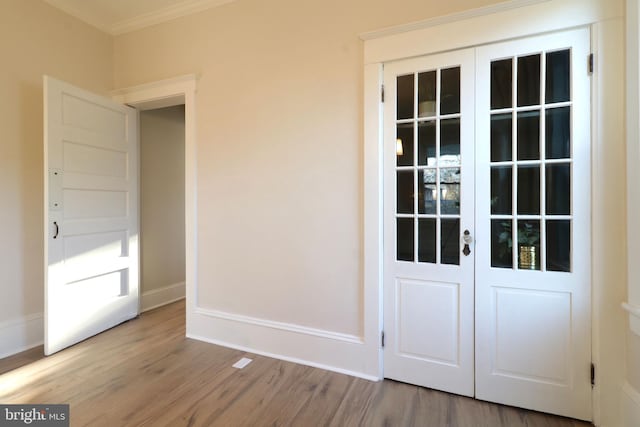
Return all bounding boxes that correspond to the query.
[498,221,540,270]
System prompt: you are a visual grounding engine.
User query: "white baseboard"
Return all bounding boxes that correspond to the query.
[0,283,184,360]
[0,313,43,359]
[622,382,640,427]
[187,307,381,381]
[141,282,185,312]
[622,302,640,336]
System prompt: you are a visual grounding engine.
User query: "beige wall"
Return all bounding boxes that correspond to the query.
[0,0,633,423]
[629,332,640,391]
[140,106,186,293]
[0,0,112,323]
[114,0,498,334]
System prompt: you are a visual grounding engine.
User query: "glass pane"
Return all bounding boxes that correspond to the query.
[546,163,571,215]
[517,54,541,107]
[397,74,414,120]
[546,50,571,104]
[418,169,437,214]
[440,168,460,215]
[491,113,512,162]
[547,220,571,272]
[418,121,436,166]
[491,58,512,109]
[517,166,540,215]
[418,218,436,263]
[517,220,541,270]
[397,218,414,262]
[491,219,513,268]
[491,166,512,215]
[418,71,436,118]
[441,67,461,115]
[396,123,414,166]
[397,170,414,214]
[441,219,460,265]
[546,107,571,159]
[517,111,540,160]
[440,119,461,166]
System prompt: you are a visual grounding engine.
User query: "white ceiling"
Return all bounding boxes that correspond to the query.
[43,0,236,35]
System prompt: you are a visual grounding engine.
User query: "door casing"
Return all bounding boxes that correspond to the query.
[362,2,625,425]
[112,75,198,331]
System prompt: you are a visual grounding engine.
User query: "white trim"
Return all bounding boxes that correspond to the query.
[359,0,550,41]
[189,307,381,379]
[194,307,363,344]
[627,0,640,339]
[363,0,620,65]
[622,382,640,427]
[112,74,198,345]
[142,282,186,312]
[0,314,43,360]
[363,62,385,378]
[111,74,198,108]
[623,302,640,337]
[590,18,627,427]
[44,0,237,36]
[623,302,640,319]
[186,333,380,382]
[110,0,235,35]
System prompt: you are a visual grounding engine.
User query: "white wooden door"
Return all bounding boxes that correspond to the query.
[44,76,139,356]
[383,49,476,396]
[475,28,592,420]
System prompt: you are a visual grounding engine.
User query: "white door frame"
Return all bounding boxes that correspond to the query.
[112,74,198,329]
[362,1,625,425]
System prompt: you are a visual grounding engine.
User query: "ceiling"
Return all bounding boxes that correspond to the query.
[43,0,236,35]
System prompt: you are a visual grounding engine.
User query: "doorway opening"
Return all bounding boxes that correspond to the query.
[139,105,186,312]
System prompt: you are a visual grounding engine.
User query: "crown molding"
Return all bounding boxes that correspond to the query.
[111,0,235,35]
[44,0,236,36]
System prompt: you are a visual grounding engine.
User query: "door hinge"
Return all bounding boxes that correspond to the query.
[381,84,385,103]
[381,331,385,348]
[588,53,594,74]
[591,363,595,386]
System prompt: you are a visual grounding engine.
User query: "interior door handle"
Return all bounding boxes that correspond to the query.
[53,221,59,239]
[462,229,472,256]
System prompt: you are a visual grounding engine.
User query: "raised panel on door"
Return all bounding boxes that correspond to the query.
[383,48,475,396]
[475,28,592,421]
[44,76,139,355]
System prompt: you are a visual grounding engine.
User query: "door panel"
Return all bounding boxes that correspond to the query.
[44,76,139,355]
[383,49,475,396]
[475,28,591,420]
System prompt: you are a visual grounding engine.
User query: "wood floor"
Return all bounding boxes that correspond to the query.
[0,301,592,427]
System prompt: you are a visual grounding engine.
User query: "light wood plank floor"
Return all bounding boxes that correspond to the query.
[0,301,592,427]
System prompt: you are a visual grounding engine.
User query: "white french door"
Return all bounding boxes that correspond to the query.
[383,48,476,396]
[44,76,140,355]
[474,28,591,420]
[383,27,592,420]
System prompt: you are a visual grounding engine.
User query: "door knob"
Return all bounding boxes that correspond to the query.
[462,229,472,256]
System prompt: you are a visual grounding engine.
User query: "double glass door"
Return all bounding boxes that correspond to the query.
[382,28,591,421]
